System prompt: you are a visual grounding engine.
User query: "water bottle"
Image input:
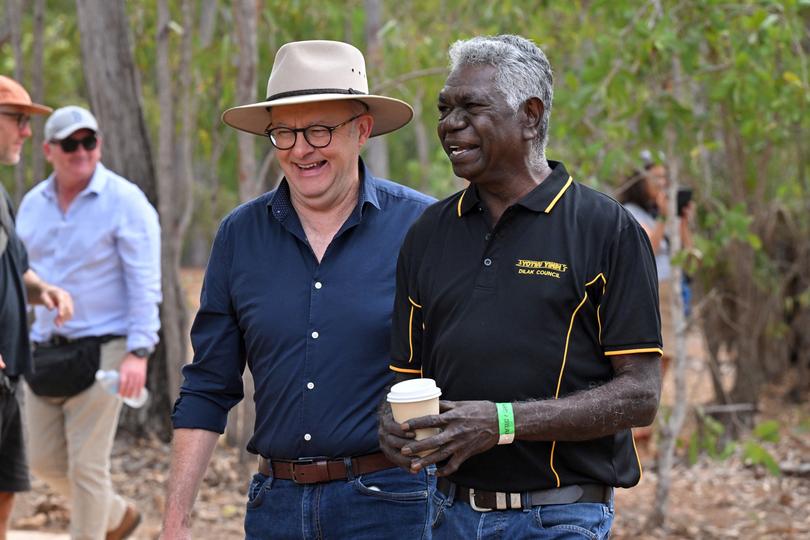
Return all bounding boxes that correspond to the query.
[94,370,149,408]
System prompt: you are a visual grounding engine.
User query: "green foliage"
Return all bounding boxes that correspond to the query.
[2,0,808,281]
[687,412,782,476]
[687,409,736,464]
[742,441,781,476]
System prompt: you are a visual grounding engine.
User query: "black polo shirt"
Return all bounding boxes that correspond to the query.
[0,184,31,377]
[390,161,662,492]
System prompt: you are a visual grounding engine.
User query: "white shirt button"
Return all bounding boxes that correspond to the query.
[307,382,315,390]
[314,281,323,289]
[311,331,319,339]
[304,433,312,441]
[483,258,493,266]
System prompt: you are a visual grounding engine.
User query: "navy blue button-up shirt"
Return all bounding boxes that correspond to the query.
[172,161,433,459]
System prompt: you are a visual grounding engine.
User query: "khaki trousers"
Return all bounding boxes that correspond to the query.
[25,338,128,540]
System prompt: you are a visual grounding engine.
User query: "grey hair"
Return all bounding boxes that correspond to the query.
[448,35,553,167]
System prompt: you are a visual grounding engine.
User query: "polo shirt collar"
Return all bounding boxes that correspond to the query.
[268,158,381,222]
[41,163,107,200]
[456,160,573,217]
[518,161,573,214]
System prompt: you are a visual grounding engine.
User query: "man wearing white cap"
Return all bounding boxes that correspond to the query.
[0,75,73,540]
[16,105,161,540]
[164,40,435,539]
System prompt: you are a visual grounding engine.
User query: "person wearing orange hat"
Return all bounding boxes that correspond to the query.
[0,75,72,540]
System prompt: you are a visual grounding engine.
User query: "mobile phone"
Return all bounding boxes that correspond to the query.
[677,188,693,217]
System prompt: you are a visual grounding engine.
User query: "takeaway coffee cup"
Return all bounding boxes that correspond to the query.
[387,378,442,456]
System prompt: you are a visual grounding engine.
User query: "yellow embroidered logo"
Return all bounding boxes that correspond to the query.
[515,259,568,279]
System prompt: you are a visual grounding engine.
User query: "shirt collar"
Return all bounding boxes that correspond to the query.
[456,160,573,217]
[268,157,381,221]
[42,163,107,200]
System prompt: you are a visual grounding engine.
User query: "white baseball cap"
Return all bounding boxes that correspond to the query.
[44,105,98,141]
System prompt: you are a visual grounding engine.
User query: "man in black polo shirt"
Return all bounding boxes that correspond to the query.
[379,35,662,539]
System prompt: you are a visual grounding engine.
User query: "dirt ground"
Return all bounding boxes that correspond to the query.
[9,269,810,539]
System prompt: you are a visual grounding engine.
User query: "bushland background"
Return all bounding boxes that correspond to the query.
[2,1,809,538]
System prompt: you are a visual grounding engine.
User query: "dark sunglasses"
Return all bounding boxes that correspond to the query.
[53,134,98,153]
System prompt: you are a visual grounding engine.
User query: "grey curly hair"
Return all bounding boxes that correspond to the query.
[448,35,554,168]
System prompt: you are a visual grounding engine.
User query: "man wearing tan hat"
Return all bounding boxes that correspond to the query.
[163,41,435,539]
[0,75,73,540]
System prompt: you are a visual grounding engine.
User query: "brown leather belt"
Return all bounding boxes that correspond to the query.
[437,478,611,511]
[258,452,394,484]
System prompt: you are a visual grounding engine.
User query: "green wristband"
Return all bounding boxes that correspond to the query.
[496,402,515,445]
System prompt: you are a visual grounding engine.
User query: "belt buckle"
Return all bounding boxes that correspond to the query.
[469,489,520,511]
[468,489,493,512]
[290,458,314,483]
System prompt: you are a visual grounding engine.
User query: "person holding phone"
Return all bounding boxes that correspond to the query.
[618,160,695,359]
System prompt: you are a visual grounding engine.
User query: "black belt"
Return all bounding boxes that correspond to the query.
[437,478,611,511]
[259,452,395,484]
[33,334,123,349]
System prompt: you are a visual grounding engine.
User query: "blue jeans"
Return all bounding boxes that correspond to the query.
[244,465,435,539]
[430,484,614,539]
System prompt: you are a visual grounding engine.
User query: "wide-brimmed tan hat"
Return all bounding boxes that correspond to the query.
[222,40,413,138]
[0,75,52,115]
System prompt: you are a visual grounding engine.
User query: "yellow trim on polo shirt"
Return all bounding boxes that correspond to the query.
[406,296,422,364]
[549,289,590,488]
[585,273,606,288]
[544,175,573,213]
[585,273,607,345]
[390,365,422,375]
[456,189,467,217]
[631,430,644,482]
[549,441,561,487]
[408,304,416,363]
[604,347,664,357]
[597,305,603,345]
[554,293,589,398]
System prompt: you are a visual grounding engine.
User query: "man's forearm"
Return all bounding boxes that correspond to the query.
[22,269,46,304]
[513,354,661,442]
[162,428,220,538]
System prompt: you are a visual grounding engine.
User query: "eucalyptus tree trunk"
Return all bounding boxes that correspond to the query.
[155,0,193,411]
[363,0,390,179]
[6,0,25,203]
[30,0,45,184]
[227,0,259,460]
[649,57,690,531]
[410,88,431,193]
[232,0,259,203]
[75,0,176,439]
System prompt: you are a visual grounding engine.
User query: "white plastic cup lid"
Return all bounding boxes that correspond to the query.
[387,378,442,403]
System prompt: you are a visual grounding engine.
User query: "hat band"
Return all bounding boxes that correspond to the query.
[266,87,367,101]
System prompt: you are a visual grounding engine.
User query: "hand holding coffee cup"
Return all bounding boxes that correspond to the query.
[387,378,442,457]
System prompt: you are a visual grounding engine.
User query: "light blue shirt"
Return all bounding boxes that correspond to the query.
[17,163,162,351]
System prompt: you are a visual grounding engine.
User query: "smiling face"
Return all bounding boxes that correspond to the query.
[270,100,373,212]
[437,64,533,188]
[0,107,33,165]
[44,128,102,187]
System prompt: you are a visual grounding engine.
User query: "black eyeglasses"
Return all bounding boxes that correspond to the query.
[53,134,98,153]
[264,113,364,150]
[0,111,31,129]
